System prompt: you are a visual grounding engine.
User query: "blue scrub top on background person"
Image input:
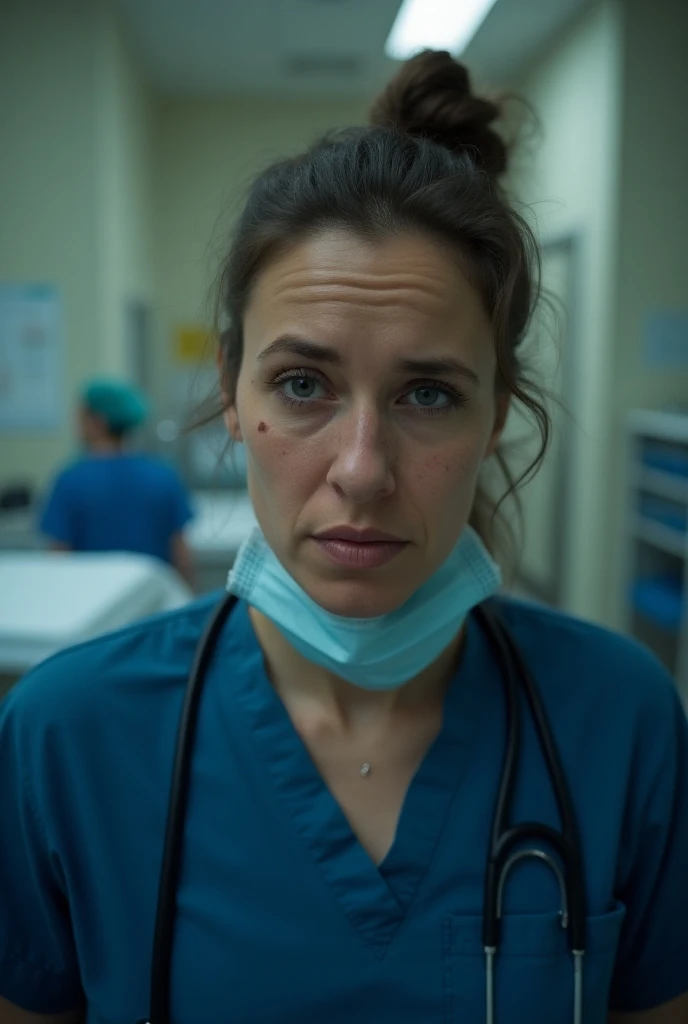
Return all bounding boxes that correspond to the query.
[40,454,193,565]
[39,378,193,570]
[0,595,687,1022]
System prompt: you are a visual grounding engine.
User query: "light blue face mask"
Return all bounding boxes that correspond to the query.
[227,525,501,691]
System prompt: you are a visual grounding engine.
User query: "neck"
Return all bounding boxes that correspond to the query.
[248,606,464,730]
[88,437,124,455]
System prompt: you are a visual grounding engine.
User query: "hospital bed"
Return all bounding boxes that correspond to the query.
[0,551,193,696]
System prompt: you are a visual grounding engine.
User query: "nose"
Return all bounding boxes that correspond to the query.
[326,403,395,505]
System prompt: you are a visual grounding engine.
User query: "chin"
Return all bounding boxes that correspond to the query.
[301,575,413,619]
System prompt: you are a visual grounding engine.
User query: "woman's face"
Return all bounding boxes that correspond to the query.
[226,229,507,618]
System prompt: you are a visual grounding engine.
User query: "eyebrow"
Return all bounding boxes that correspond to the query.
[258,334,481,387]
[258,335,342,366]
[398,356,481,387]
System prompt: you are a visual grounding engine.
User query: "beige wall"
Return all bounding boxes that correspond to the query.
[511,0,624,624]
[151,97,368,418]
[0,0,101,487]
[0,0,153,492]
[615,0,688,408]
[97,4,155,378]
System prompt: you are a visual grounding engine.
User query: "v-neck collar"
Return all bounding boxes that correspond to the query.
[215,600,486,953]
[376,615,485,912]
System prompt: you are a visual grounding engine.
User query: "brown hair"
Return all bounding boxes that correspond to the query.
[210,50,549,560]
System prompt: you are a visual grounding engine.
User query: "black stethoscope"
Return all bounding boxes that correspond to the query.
[140,594,586,1024]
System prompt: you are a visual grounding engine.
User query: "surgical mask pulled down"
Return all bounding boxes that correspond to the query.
[227,525,501,691]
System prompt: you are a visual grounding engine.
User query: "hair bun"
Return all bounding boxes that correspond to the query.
[370,50,507,178]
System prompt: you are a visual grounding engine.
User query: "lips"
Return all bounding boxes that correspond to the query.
[311,526,408,569]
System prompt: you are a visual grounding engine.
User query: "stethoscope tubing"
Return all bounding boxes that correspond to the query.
[149,592,239,1024]
[476,604,586,954]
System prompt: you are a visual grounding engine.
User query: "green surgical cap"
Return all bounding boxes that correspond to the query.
[81,379,149,434]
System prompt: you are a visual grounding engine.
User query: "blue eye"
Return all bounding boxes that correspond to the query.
[282,376,324,401]
[405,386,452,409]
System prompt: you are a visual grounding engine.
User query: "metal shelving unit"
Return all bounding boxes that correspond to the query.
[631,466,688,505]
[623,410,688,702]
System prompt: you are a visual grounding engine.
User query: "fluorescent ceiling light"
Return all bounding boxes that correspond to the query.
[385,0,499,61]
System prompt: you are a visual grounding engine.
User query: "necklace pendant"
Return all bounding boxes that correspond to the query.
[360,762,371,778]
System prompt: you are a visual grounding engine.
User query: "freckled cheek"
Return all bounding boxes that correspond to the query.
[244,421,326,496]
[404,446,481,505]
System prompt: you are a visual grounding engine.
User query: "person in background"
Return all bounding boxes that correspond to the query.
[39,378,195,587]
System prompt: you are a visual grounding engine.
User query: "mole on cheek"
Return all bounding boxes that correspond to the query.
[257,422,268,433]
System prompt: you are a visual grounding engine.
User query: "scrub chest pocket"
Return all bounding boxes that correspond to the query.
[442,903,626,1023]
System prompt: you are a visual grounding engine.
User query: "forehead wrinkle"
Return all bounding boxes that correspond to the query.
[284,295,458,324]
[265,279,458,319]
[266,262,454,297]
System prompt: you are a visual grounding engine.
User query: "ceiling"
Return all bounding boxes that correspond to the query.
[112,0,591,98]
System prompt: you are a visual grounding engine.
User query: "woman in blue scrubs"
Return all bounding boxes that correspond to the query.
[40,379,194,586]
[1,51,687,1024]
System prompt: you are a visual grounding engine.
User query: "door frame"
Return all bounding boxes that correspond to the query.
[516,231,581,607]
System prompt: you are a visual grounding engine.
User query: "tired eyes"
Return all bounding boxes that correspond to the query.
[267,368,466,416]
[283,376,324,401]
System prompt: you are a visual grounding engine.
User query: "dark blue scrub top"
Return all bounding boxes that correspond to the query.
[39,453,193,564]
[1,595,687,1023]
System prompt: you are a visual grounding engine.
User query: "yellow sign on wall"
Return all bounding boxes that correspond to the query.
[174,325,216,364]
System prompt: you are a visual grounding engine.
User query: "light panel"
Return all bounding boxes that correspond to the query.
[385,0,499,61]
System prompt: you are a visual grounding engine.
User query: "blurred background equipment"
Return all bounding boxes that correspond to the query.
[0,483,40,554]
[186,490,257,593]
